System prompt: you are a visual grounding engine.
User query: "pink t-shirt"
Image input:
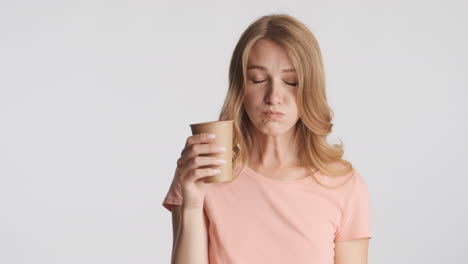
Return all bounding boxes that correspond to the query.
[162,166,372,264]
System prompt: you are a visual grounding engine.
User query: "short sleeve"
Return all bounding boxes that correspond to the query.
[162,170,183,212]
[334,170,372,242]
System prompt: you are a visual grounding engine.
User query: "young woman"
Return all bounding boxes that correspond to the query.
[162,13,372,264]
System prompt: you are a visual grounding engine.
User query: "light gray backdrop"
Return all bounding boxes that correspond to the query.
[1,1,467,263]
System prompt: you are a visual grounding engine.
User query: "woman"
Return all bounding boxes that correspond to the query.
[162,13,372,264]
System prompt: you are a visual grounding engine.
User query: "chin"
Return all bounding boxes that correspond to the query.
[257,124,292,136]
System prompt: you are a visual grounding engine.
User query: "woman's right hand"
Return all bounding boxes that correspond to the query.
[175,133,227,210]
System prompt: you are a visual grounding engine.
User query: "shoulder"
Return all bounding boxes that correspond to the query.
[313,161,354,188]
[314,162,368,193]
[350,169,370,195]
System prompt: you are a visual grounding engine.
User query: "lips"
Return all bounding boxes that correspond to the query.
[263,110,284,115]
[263,110,284,119]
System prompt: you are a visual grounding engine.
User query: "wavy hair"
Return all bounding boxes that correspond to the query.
[217,13,355,189]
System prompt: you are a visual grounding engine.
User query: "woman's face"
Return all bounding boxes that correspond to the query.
[244,38,301,136]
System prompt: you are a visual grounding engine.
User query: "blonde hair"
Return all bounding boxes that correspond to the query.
[217,13,354,188]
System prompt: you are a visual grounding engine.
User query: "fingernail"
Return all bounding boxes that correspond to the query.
[217,159,227,164]
[207,134,216,139]
[217,146,226,152]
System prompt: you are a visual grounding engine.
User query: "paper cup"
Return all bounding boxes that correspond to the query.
[189,120,233,183]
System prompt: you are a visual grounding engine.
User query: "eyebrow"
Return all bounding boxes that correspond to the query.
[247,64,296,73]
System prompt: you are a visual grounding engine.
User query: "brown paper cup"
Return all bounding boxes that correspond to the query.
[189,120,233,183]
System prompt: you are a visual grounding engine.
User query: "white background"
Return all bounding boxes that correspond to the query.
[1,0,467,263]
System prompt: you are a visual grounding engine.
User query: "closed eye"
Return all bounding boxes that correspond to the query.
[251,79,298,86]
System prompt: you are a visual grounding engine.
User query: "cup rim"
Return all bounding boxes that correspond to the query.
[190,120,234,126]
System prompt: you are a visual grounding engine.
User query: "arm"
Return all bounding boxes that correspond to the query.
[170,205,182,263]
[171,205,209,264]
[334,238,369,264]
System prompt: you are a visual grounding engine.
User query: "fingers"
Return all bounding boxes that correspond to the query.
[179,133,225,164]
[186,167,222,182]
[178,142,226,167]
[182,133,215,155]
[176,133,227,183]
[188,156,227,170]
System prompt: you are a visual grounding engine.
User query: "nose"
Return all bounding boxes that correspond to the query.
[265,79,282,105]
